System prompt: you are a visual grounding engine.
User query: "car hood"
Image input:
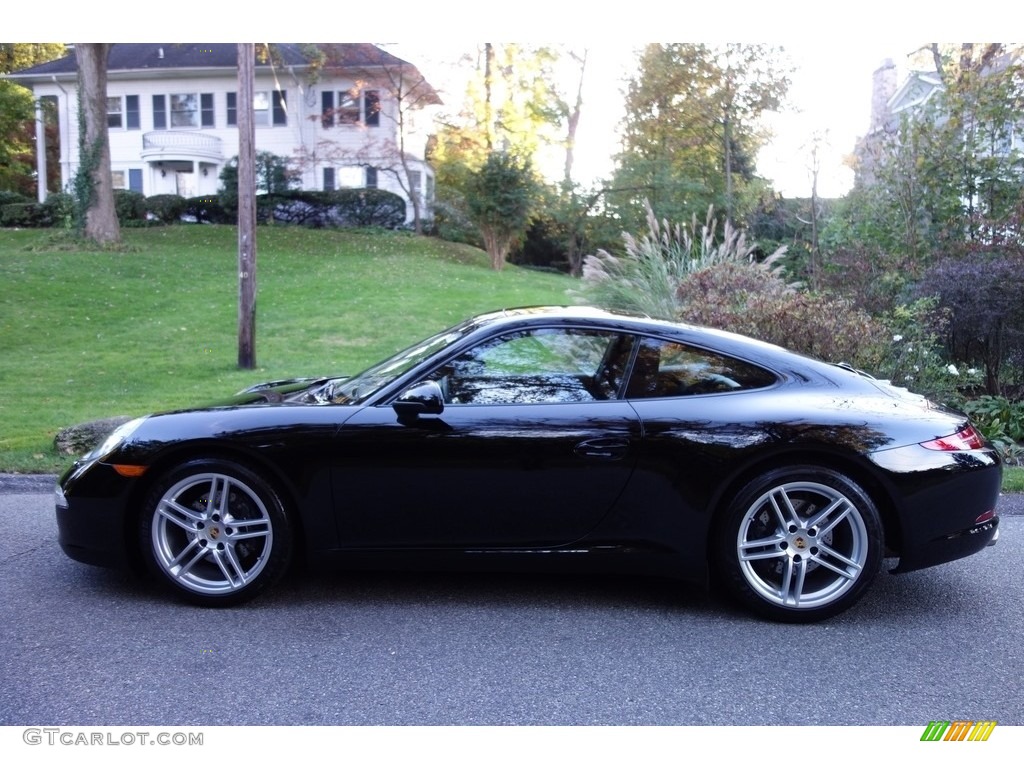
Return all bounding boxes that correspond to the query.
[219,376,344,406]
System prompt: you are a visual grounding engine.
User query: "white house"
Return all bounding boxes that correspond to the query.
[9,43,441,223]
[854,55,1023,188]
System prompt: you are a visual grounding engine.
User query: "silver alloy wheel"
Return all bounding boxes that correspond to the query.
[735,480,870,610]
[151,472,274,596]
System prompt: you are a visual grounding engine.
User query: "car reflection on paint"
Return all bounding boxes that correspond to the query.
[55,306,1001,622]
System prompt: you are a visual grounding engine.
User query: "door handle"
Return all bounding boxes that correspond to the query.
[574,437,630,460]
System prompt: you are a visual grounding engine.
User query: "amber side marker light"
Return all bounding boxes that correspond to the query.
[920,426,985,451]
[112,464,148,478]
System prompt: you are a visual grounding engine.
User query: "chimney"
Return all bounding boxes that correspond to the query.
[869,58,897,133]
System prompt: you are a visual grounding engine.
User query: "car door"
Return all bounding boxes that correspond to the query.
[329,327,642,548]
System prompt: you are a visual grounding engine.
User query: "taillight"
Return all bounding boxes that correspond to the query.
[920,426,986,451]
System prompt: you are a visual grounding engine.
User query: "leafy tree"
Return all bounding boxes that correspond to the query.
[608,43,790,233]
[466,151,539,271]
[429,45,567,217]
[218,151,299,210]
[0,44,65,196]
[844,43,1024,262]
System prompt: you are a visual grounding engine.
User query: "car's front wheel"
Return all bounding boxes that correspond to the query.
[715,467,883,622]
[140,459,292,606]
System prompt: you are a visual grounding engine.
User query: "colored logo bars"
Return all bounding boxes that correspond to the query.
[920,721,997,742]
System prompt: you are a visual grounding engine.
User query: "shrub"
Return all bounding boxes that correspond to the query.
[113,189,147,224]
[0,203,44,227]
[41,193,74,228]
[916,253,1024,395]
[185,196,230,224]
[963,395,1024,464]
[675,261,886,367]
[255,189,406,229]
[146,194,187,224]
[0,191,31,207]
[580,202,786,320]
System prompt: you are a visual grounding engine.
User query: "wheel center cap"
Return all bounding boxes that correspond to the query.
[793,536,807,549]
[209,526,221,540]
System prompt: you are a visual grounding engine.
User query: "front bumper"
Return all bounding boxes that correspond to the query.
[55,461,138,570]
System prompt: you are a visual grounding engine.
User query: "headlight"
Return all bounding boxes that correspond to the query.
[83,416,147,461]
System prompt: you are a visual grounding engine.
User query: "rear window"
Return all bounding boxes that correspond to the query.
[625,337,777,398]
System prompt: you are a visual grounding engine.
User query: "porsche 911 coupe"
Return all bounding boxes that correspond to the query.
[56,306,1002,621]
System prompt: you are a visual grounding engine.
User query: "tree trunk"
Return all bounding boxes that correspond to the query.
[563,49,587,186]
[237,44,257,369]
[74,43,120,244]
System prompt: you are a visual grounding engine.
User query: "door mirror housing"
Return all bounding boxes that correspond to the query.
[393,380,445,421]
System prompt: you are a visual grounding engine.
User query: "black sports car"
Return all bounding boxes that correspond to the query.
[56,306,1001,621]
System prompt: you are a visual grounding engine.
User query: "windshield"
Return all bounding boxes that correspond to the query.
[327,321,475,404]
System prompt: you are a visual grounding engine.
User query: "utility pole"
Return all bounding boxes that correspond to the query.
[237,43,257,369]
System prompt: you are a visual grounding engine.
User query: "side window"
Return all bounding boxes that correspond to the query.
[432,328,629,405]
[626,337,776,398]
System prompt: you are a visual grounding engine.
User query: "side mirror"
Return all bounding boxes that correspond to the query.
[393,380,445,421]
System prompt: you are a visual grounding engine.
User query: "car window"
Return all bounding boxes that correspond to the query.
[625,337,777,398]
[433,328,629,405]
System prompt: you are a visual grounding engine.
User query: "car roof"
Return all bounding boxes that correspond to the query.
[470,306,866,387]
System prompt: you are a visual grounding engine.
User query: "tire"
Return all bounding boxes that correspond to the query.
[714,467,883,622]
[139,458,292,607]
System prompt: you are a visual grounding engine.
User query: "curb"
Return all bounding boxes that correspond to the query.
[0,474,58,494]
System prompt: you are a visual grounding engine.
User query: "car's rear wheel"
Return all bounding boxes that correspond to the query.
[715,467,883,622]
[140,459,292,606]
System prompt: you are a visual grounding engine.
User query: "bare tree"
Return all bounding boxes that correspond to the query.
[296,45,441,234]
[74,43,120,244]
[563,48,588,186]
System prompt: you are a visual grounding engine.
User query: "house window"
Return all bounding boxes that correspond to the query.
[324,89,380,127]
[323,167,335,191]
[365,167,377,188]
[111,170,126,188]
[253,92,270,125]
[170,93,199,127]
[408,170,422,202]
[338,167,362,187]
[337,92,360,124]
[128,169,143,193]
[227,90,287,126]
[425,174,434,204]
[107,95,139,129]
[162,93,215,128]
[107,97,123,128]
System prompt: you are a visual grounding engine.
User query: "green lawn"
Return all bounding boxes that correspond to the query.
[0,226,575,473]
[2,225,1021,495]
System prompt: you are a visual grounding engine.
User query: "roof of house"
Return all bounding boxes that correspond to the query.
[8,43,440,103]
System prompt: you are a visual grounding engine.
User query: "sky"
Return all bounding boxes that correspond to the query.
[15,0,996,200]
[388,39,912,199]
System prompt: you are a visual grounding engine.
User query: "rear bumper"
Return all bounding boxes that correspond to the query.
[889,516,998,574]
[868,443,1002,573]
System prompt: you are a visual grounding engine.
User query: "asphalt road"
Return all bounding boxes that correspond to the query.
[2,480,1023,726]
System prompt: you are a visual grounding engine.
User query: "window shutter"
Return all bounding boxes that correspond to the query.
[152,95,166,130]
